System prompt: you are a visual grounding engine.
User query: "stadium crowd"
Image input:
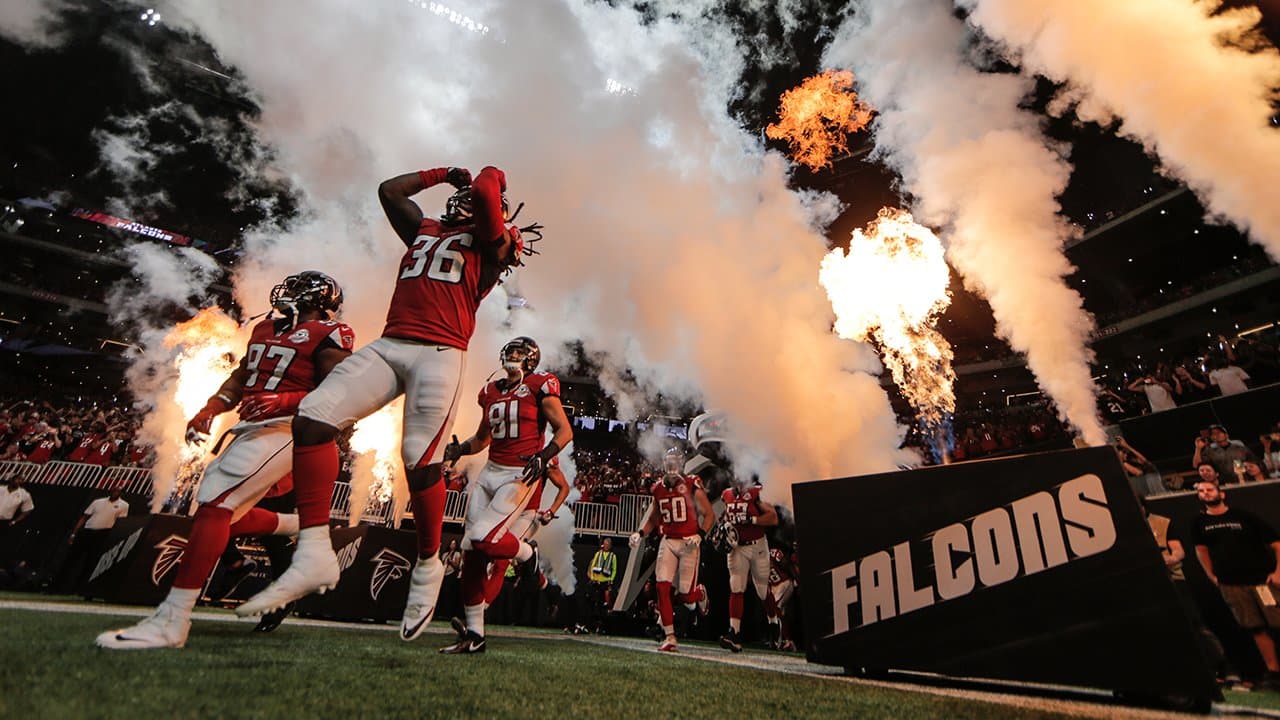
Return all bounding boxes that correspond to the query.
[0,395,151,468]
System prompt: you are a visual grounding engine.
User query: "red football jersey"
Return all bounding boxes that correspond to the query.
[478,372,560,466]
[68,433,100,463]
[721,486,766,542]
[26,438,58,464]
[382,217,515,350]
[768,548,794,584]
[84,438,123,467]
[650,475,703,539]
[239,317,356,418]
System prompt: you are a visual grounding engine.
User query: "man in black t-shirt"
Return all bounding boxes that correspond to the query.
[1192,480,1280,685]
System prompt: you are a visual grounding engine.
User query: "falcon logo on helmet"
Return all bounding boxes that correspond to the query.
[270,271,344,325]
[500,336,541,374]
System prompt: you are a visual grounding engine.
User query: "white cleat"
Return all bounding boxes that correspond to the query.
[96,605,190,650]
[236,542,339,617]
[400,555,445,641]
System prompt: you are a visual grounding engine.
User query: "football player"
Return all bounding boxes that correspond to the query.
[238,166,534,639]
[766,544,798,652]
[717,475,778,653]
[629,448,713,652]
[438,337,572,653]
[97,271,354,649]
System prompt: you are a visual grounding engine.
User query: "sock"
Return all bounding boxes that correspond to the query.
[173,505,233,590]
[163,587,201,617]
[229,507,279,537]
[729,592,744,632]
[293,442,339,528]
[473,533,520,560]
[656,580,674,634]
[484,560,510,605]
[296,525,332,554]
[461,553,487,606]
[274,513,299,536]
[677,584,703,606]
[465,602,486,637]
[409,482,446,556]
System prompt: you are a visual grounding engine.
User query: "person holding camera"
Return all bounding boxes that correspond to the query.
[1194,424,1257,482]
[1127,372,1177,413]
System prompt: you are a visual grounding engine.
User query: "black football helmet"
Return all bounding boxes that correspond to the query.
[442,187,510,226]
[500,336,540,374]
[270,271,343,318]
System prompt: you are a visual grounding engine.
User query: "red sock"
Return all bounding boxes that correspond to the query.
[484,560,510,604]
[656,581,674,629]
[729,591,744,621]
[293,442,338,528]
[472,532,519,560]
[173,505,233,590]
[409,482,446,556]
[228,507,279,537]
[677,584,704,604]
[461,552,487,607]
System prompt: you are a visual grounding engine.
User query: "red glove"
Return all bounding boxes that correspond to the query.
[185,395,232,443]
[239,391,308,422]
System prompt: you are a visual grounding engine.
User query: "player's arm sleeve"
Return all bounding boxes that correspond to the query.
[470,166,509,248]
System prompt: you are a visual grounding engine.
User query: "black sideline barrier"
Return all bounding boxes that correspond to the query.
[1118,383,1280,470]
[83,513,192,606]
[296,525,419,622]
[794,447,1216,704]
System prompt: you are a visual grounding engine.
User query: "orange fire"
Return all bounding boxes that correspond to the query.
[819,208,956,425]
[766,70,874,171]
[348,402,405,525]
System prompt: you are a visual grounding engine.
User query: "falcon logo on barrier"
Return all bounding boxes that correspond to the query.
[369,548,412,601]
[336,536,363,573]
[827,473,1116,634]
[151,535,189,585]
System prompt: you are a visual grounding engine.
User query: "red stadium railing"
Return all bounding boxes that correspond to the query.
[1,459,654,536]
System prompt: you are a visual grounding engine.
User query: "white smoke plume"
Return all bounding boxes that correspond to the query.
[959,0,1280,261]
[0,0,67,48]
[138,0,914,502]
[824,0,1106,445]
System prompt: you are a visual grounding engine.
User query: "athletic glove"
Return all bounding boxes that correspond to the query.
[538,510,556,526]
[239,391,307,422]
[685,535,701,549]
[185,394,232,443]
[445,166,471,189]
[629,532,643,549]
[443,435,465,465]
[520,442,560,485]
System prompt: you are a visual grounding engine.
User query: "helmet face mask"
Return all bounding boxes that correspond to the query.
[662,448,685,477]
[443,188,510,226]
[270,271,343,320]
[499,336,540,375]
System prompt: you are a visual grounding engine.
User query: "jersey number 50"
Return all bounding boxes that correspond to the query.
[658,496,687,524]
[401,233,473,283]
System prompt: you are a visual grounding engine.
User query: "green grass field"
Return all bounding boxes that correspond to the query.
[2,597,1276,719]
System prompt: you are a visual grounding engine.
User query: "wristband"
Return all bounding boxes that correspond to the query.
[418,168,447,188]
[538,440,562,463]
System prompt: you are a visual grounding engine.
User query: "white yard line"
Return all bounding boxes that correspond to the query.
[3,598,1275,719]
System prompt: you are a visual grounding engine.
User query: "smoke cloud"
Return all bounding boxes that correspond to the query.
[959,0,1280,262]
[0,0,67,48]
[824,0,1106,445]
[105,0,911,501]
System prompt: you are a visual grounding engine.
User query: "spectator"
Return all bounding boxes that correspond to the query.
[1128,372,1177,413]
[1191,480,1280,688]
[1208,351,1251,397]
[584,537,618,634]
[1173,363,1213,404]
[1114,436,1161,497]
[57,486,129,595]
[1240,460,1270,483]
[1194,425,1258,482]
[1263,424,1280,478]
[439,539,463,619]
[0,474,34,567]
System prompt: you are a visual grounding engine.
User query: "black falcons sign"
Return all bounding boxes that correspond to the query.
[828,473,1114,634]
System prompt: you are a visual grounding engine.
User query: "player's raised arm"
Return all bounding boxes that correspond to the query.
[469,166,514,257]
[185,359,251,443]
[378,166,471,245]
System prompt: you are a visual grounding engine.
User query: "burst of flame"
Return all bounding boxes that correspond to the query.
[161,308,243,501]
[819,208,956,425]
[766,69,874,171]
[350,403,404,517]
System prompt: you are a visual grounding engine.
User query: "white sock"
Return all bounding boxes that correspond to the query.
[297,526,330,552]
[729,618,741,633]
[465,603,486,637]
[274,513,299,537]
[662,624,674,638]
[515,540,533,563]
[165,587,200,616]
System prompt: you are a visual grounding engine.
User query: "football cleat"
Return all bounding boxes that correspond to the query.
[253,602,294,633]
[449,616,467,641]
[719,630,743,654]
[658,638,679,653]
[399,555,445,641]
[95,605,190,650]
[214,558,258,599]
[236,542,339,617]
[440,630,486,655]
[778,639,797,652]
[695,584,710,617]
